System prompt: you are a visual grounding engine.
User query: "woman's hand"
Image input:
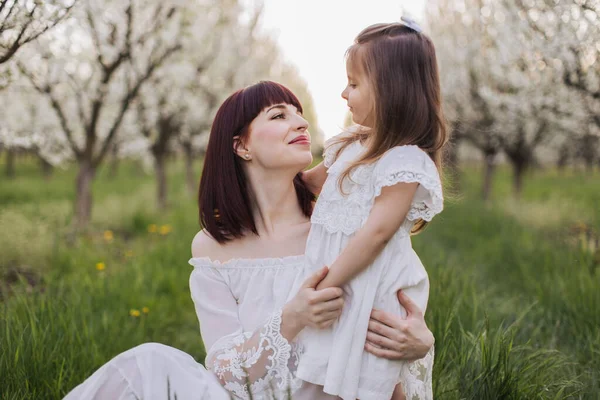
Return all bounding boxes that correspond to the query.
[364,290,434,361]
[281,267,344,340]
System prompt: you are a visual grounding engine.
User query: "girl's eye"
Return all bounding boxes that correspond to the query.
[349,84,357,89]
[272,113,284,119]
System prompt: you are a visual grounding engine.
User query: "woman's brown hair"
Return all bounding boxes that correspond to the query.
[198,81,315,243]
[334,22,448,234]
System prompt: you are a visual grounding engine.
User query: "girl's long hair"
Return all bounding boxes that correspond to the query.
[334,23,448,234]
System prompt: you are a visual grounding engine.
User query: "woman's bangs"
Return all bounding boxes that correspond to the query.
[241,81,303,121]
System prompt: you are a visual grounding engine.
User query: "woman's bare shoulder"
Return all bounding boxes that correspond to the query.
[191,230,224,259]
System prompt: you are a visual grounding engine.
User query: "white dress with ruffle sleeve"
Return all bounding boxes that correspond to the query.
[293,135,442,400]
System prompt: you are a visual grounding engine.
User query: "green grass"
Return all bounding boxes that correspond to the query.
[0,156,598,399]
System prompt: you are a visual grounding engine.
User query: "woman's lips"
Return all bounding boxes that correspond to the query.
[289,136,311,145]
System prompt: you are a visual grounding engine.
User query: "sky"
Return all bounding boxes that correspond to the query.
[254,0,427,140]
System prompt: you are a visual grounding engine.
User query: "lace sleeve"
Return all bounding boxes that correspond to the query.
[206,309,302,399]
[399,346,434,400]
[374,145,443,222]
[189,266,302,399]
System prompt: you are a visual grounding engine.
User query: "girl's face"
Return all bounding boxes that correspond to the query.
[341,60,375,127]
[239,103,313,171]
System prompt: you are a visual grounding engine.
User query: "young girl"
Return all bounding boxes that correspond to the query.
[295,19,447,400]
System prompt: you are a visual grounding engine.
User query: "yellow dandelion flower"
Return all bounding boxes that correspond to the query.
[570,220,589,234]
[142,307,150,314]
[159,225,172,235]
[130,309,141,317]
[148,224,158,233]
[96,262,106,271]
[125,250,134,258]
[103,230,114,242]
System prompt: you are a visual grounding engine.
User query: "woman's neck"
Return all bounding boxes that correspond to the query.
[245,168,307,238]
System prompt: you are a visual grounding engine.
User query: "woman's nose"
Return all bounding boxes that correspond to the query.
[295,115,309,131]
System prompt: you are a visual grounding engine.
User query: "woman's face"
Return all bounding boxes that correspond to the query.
[240,103,313,171]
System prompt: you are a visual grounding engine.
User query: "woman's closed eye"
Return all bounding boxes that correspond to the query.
[271,113,285,120]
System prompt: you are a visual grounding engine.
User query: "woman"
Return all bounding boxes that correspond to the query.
[64,81,434,400]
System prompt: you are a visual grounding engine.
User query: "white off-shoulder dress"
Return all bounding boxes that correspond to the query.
[63,238,435,399]
[292,136,443,400]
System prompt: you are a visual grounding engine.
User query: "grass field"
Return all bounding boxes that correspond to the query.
[1,157,598,399]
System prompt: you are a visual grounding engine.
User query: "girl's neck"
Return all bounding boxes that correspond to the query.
[245,168,307,238]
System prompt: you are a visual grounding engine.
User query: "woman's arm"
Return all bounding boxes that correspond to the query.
[190,267,291,393]
[316,182,419,290]
[301,161,328,195]
[191,267,343,398]
[190,233,344,399]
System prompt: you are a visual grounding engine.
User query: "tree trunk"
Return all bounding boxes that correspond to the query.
[582,146,596,174]
[108,150,120,179]
[154,153,168,210]
[39,156,53,180]
[482,152,496,202]
[556,150,569,173]
[512,160,527,199]
[446,138,461,192]
[74,160,96,230]
[579,134,598,175]
[585,159,594,175]
[183,143,196,196]
[5,148,15,179]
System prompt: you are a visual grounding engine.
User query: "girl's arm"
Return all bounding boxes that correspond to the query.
[301,161,328,195]
[316,182,419,290]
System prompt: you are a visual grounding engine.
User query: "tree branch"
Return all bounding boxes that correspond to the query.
[93,43,182,166]
[85,4,106,68]
[135,5,176,48]
[17,62,82,157]
[0,0,75,64]
[65,71,89,127]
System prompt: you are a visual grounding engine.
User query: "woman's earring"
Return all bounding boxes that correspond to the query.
[244,152,251,160]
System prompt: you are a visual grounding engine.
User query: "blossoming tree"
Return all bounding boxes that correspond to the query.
[15,0,183,229]
[426,0,597,198]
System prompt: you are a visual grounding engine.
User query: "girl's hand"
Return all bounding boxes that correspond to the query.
[300,162,327,195]
[282,267,344,338]
[364,290,434,361]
